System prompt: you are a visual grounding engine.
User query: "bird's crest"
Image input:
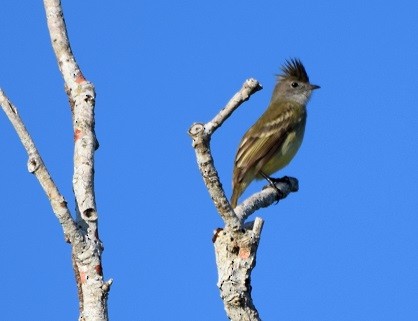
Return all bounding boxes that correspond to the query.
[280,58,309,83]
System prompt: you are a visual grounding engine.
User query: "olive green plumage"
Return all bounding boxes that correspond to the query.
[230,59,319,208]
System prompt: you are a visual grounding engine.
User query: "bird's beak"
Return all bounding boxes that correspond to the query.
[311,84,321,90]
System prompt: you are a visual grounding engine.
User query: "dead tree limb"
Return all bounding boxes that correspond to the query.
[188,79,298,321]
[1,1,111,320]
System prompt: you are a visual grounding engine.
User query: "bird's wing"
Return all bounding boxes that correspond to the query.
[234,104,299,183]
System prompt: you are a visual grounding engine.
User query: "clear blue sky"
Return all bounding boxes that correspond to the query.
[1,1,417,320]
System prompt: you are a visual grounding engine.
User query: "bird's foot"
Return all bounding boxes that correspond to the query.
[260,172,288,203]
[269,176,292,185]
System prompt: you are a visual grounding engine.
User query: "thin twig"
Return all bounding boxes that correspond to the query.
[205,78,262,135]
[188,79,262,230]
[0,90,79,242]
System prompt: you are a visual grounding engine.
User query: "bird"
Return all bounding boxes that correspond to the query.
[230,58,320,208]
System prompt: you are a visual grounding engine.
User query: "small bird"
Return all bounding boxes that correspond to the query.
[230,59,320,208]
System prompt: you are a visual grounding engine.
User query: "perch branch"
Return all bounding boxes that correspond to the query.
[189,79,299,320]
[235,177,299,222]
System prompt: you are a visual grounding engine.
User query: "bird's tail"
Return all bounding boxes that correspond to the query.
[231,184,245,208]
[230,192,239,209]
[231,179,249,208]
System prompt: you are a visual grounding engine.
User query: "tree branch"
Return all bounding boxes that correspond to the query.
[235,177,299,222]
[0,90,80,243]
[214,217,264,321]
[188,79,262,230]
[43,1,111,320]
[44,0,98,222]
[189,79,299,320]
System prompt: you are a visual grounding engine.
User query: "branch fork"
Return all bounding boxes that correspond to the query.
[189,78,299,321]
[1,1,110,320]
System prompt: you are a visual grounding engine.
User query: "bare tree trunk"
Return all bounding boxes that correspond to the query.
[0,1,111,320]
[189,79,299,320]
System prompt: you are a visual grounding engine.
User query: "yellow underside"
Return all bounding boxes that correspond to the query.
[255,130,302,179]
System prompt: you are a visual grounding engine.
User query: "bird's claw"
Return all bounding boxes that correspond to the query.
[260,172,288,204]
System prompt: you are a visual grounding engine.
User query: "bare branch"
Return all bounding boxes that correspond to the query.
[189,79,299,320]
[235,177,299,222]
[188,79,262,230]
[189,79,262,320]
[44,0,98,222]
[44,0,83,85]
[43,1,109,320]
[205,78,262,135]
[1,2,108,320]
[0,90,79,242]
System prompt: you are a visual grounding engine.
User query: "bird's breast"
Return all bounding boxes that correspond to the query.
[258,127,305,177]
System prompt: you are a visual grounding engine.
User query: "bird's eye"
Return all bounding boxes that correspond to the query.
[291,82,299,88]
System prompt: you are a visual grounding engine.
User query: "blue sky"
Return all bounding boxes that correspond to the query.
[1,1,417,320]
